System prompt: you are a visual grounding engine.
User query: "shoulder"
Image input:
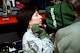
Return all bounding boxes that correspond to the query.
[55,22,80,42]
[56,21,80,33]
[55,22,78,36]
[22,29,34,40]
[55,22,80,53]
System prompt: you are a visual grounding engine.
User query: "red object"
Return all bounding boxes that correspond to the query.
[0,16,18,24]
[40,13,45,20]
[0,13,45,24]
[16,4,25,9]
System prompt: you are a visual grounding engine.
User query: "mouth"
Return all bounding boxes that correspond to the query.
[40,21,42,24]
[39,20,42,25]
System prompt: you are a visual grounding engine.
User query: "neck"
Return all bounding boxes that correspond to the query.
[28,25,32,29]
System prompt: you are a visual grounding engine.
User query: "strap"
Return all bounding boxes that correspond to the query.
[60,2,65,27]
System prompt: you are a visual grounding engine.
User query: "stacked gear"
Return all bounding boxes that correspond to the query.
[0,40,22,53]
[45,0,76,33]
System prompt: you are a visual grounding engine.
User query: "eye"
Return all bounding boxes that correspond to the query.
[34,11,39,16]
[35,13,39,16]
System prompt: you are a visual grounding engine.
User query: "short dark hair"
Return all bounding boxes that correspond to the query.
[66,0,80,15]
[16,6,38,28]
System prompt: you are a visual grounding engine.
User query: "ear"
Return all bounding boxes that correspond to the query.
[28,21,32,28]
[29,21,32,25]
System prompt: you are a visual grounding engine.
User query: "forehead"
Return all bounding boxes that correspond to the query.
[31,11,39,19]
[33,10,39,15]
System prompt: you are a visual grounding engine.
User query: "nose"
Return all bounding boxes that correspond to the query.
[39,14,42,19]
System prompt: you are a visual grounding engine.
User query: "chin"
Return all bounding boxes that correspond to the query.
[39,24,42,26]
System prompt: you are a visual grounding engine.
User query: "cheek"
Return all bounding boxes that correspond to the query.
[31,17,42,25]
[34,20,40,24]
[31,20,39,24]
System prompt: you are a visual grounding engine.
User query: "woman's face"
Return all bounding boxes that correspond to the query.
[29,11,42,27]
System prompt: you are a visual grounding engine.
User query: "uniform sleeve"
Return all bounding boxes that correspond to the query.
[41,38,54,53]
[22,29,54,53]
[22,36,32,53]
